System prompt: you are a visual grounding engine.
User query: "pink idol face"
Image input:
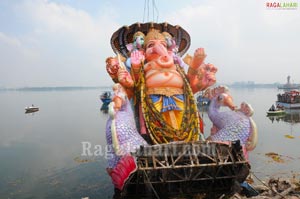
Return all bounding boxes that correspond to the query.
[145,39,168,60]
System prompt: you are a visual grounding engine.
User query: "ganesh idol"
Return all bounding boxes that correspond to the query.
[106,22,218,144]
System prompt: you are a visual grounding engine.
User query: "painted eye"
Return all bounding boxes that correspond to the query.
[147,43,154,48]
[161,41,167,48]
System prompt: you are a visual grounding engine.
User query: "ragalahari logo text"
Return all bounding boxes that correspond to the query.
[266,2,298,10]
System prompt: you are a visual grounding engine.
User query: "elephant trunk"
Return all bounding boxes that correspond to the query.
[153,43,173,67]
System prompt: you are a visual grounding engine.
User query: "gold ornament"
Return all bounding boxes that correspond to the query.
[144,29,165,47]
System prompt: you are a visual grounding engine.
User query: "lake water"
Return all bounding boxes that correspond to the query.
[0,87,299,198]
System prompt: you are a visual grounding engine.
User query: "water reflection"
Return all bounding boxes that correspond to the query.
[266,109,300,140]
[1,159,112,199]
[267,109,300,124]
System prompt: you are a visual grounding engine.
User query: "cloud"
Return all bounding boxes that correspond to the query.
[0,0,122,87]
[0,31,40,87]
[17,0,119,50]
[0,32,22,47]
[163,0,300,84]
[0,31,38,59]
[1,0,299,87]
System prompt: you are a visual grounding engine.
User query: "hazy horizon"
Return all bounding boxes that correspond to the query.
[0,81,292,90]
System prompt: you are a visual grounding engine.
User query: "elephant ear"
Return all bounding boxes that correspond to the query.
[126,43,134,52]
[110,155,137,190]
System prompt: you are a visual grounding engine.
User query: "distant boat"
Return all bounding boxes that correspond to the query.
[197,95,210,105]
[196,95,210,111]
[276,90,300,109]
[267,103,285,116]
[277,75,300,90]
[25,105,39,113]
[267,109,300,124]
[99,91,112,104]
[266,109,285,116]
[277,84,300,90]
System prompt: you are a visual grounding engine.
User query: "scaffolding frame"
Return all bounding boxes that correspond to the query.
[121,141,250,199]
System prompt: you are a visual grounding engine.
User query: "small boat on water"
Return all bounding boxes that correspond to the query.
[268,109,300,124]
[196,95,210,106]
[99,91,112,113]
[276,90,300,109]
[266,109,285,116]
[25,105,39,113]
[100,91,112,103]
[267,104,285,116]
[195,93,210,111]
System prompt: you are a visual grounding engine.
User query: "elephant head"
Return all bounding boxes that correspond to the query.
[144,29,174,67]
[126,31,145,52]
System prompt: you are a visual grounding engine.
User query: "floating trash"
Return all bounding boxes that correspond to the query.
[265,152,285,163]
[284,134,295,139]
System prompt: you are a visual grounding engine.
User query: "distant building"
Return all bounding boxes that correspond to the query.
[277,75,300,90]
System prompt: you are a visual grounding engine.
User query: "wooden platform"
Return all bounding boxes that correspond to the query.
[119,141,250,199]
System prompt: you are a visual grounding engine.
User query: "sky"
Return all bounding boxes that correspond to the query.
[0,0,299,88]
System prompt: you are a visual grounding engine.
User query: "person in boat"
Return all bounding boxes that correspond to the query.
[269,104,276,111]
[108,26,218,144]
[105,83,147,173]
[276,104,284,110]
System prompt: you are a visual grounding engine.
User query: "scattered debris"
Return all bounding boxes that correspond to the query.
[285,134,295,139]
[73,157,95,164]
[265,152,285,163]
[231,175,300,198]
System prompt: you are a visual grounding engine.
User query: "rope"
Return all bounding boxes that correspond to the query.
[152,0,154,22]
[147,0,150,22]
[142,0,159,22]
[153,0,159,22]
[143,0,146,22]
